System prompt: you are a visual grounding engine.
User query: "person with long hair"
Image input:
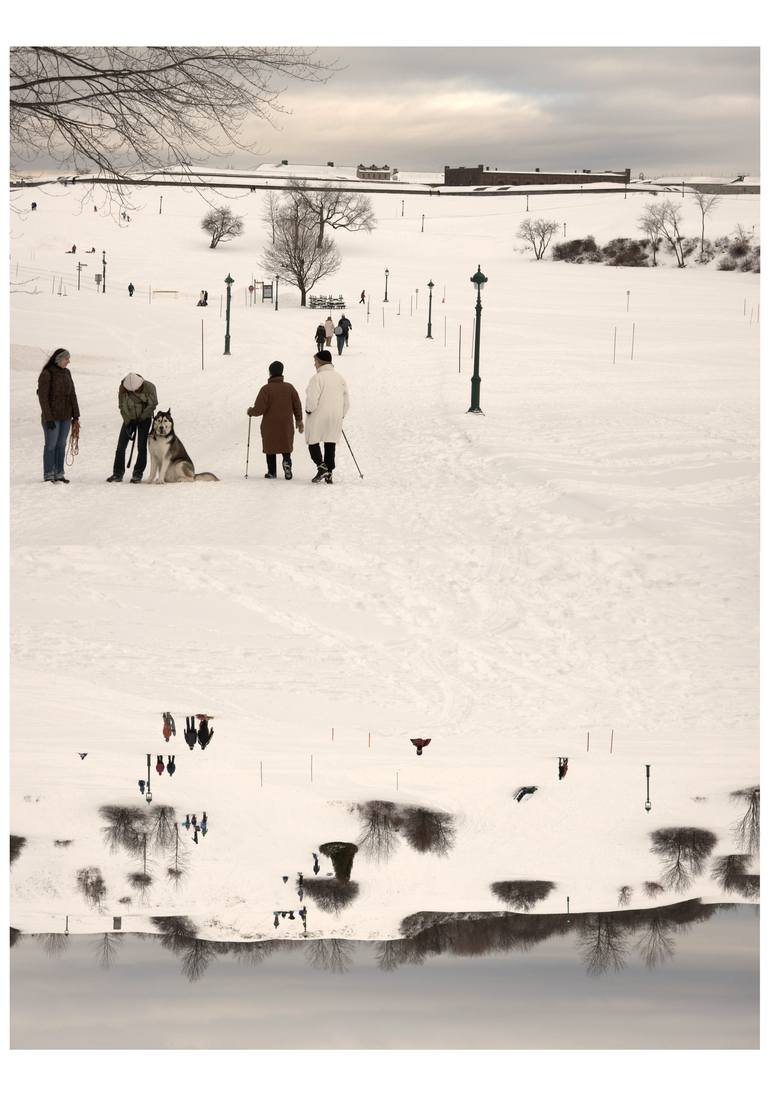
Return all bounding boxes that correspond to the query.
[36,348,80,483]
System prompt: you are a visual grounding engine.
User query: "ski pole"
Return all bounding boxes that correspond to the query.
[245,416,252,479]
[126,422,138,469]
[341,430,363,479]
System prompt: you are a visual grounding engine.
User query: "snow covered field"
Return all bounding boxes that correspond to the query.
[9,177,759,941]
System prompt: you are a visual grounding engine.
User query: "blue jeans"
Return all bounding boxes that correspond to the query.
[42,420,70,480]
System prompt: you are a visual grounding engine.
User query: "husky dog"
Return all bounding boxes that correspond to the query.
[147,410,219,483]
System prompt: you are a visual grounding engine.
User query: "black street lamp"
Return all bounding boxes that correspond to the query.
[145,753,153,804]
[76,261,87,291]
[384,268,389,303]
[426,279,434,339]
[274,274,279,311]
[644,764,652,813]
[468,265,488,413]
[102,250,107,294]
[421,214,425,233]
[224,273,234,355]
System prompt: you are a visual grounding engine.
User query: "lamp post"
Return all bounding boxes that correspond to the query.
[644,764,652,813]
[383,268,389,303]
[426,279,434,339]
[145,754,153,805]
[468,265,488,413]
[76,261,87,291]
[224,273,234,355]
[101,249,106,294]
[421,214,425,233]
[274,274,279,311]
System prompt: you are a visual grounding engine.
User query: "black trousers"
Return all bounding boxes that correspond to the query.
[113,418,150,479]
[308,442,336,472]
[266,452,292,475]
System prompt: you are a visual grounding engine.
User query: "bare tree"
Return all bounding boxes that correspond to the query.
[355,800,402,862]
[94,933,122,970]
[617,885,633,907]
[641,201,687,267]
[262,190,283,245]
[730,786,760,855]
[637,209,662,266]
[287,179,376,244]
[400,806,456,856]
[711,853,759,897]
[692,191,721,260]
[490,880,555,912]
[201,205,244,249]
[635,913,676,969]
[649,827,717,892]
[262,204,341,306]
[578,914,630,976]
[517,217,560,260]
[305,938,353,974]
[75,867,107,909]
[10,48,334,195]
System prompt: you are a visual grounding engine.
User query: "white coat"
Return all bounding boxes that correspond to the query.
[324,317,335,339]
[304,364,350,444]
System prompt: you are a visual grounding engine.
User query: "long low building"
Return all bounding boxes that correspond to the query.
[444,164,631,187]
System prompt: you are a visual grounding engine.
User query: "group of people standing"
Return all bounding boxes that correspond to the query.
[36,342,350,486]
[248,351,349,484]
[314,314,352,357]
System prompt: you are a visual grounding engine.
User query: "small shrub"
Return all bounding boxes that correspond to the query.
[491,880,555,912]
[601,237,649,266]
[53,839,73,847]
[552,236,602,263]
[319,841,358,882]
[10,835,27,865]
[118,895,132,905]
[302,877,359,913]
[695,240,715,264]
[679,236,699,259]
[740,247,760,273]
[617,885,633,906]
[644,881,664,897]
[729,239,750,259]
[127,870,153,900]
[76,866,107,908]
[717,256,737,271]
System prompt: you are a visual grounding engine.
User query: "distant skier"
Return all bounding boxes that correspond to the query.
[410,738,431,757]
[359,290,365,304]
[558,757,569,781]
[127,283,135,297]
[31,201,37,211]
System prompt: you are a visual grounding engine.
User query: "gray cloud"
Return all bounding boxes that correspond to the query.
[244,47,759,175]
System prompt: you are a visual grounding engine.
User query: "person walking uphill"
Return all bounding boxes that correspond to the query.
[314,322,326,355]
[36,348,80,483]
[247,361,304,480]
[106,373,158,483]
[323,315,334,347]
[337,314,352,347]
[305,350,349,484]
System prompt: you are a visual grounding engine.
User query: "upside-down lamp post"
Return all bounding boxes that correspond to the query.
[426,279,434,339]
[644,764,652,813]
[102,249,107,293]
[275,274,279,311]
[383,268,389,303]
[224,273,234,355]
[468,265,488,413]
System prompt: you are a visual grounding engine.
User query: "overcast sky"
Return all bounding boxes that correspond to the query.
[239,47,759,177]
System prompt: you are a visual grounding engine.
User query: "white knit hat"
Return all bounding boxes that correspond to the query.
[122,373,144,391]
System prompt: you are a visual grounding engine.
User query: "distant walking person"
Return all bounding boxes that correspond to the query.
[36,348,80,484]
[323,315,334,346]
[155,755,165,776]
[106,373,158,483]
[337,314,352,347]
[197,718,214,750]
[359,290,365,304]
[166,755,176,777]
[334,321,346,357]
[127,283,135,297]
[558,757,569,781]
[314,323,326,354]
[247,361,304,480]
[184,717,197,750]
[304,350,350,485]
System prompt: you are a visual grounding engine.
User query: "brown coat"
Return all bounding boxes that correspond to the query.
[250,377,303,454]
[37,365,80,422]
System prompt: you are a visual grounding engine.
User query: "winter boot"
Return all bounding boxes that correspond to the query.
[106,475,123,483]
[311,464,328,484]
[282,458,293,480]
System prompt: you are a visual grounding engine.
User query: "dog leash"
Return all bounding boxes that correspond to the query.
[65,419,80,466]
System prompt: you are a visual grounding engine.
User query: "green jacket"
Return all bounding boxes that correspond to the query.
[118,380,158,424]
